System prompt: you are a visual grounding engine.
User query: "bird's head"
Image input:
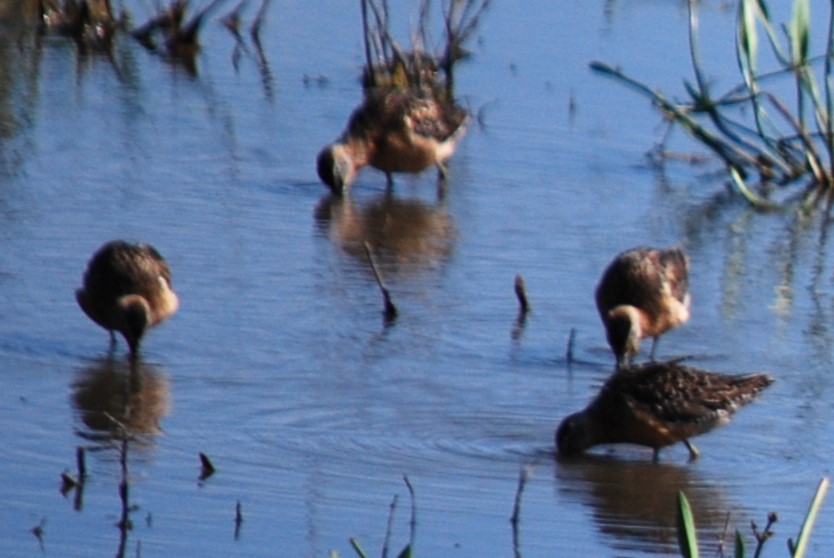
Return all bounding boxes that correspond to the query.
[317,144,356,195]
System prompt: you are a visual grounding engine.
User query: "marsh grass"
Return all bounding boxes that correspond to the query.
[359,0,490,98]
[592,0,834,212]
[346,476,415,558]
[677,477,829,558]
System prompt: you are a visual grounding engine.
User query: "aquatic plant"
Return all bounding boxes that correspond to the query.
[676,477,829,558]
[359,0,490,99]
[592,0,834,212]
[347,476,415,558]
[37,0,273,78]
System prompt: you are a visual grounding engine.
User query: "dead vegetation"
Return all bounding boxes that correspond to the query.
[359,0,490,100]
[37,0,271,75]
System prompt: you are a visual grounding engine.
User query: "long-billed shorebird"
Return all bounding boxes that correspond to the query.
[76,240,179,357]
[595,246,690,368]
[316,86,468,195]
[555,360,773,460]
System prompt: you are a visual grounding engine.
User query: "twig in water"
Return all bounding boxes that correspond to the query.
[250,0,271,43]
[76,446,87,481]
[513,274,530,314]
[565,327,576,367]
[510,466,532,558]
[30,517,46,550]
[381,493,399,558]
[364,242,398,322]
[510,466,531,527]
[113,420,132,558]
[751,512,777,558]
[512,275,530,341]
[220,0,245,39]
[234,500,243,540]
[403,474,416,545]
[61,470,80,493]
[199,452,216,480]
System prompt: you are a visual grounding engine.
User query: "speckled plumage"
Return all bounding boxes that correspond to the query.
[595,246,690,367]
[76,240,179,356]
[556,360,773,460]
[317,87,468,194]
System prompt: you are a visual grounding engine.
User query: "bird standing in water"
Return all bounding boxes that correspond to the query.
[76,240,179,357]
[317,86,468,195]
[555,360,773,461]
[595,246,690,368]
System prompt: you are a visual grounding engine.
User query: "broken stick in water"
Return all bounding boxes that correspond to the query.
[234,500,243,540]
[199,452,216,479]
[364,242,398,321]
[514,274,530,314]
[566,327,576,367]
[76,446,87,481]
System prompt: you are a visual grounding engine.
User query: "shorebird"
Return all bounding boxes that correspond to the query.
[76,240,179,357]
[555,360,773,460]
[316,86,468,195]
[595,246,690,368]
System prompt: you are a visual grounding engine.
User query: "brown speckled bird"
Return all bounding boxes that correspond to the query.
[76,240,179,357]
[596,246,690,368]
[317,87,468,195]
[556,360,773,460]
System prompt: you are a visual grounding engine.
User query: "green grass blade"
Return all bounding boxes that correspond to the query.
[396,544,412,558]
[677,491,700,558]
[792,476,830,558]
[737,0,759,79]
[790,0,810,63]
[729,166,779,210]
[753,0,790,65]
[734,529,745,558]
[349,538,370,558]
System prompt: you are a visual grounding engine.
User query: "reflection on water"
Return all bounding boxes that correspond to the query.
[2,1,833,556]
[314,191,456,274]
[67,356,166,557]
[0,11,41,178]
[679,181,834,364]
[70,356,170,442]
[556,455,731,555]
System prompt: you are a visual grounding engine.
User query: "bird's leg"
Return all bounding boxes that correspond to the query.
[436,166,449,202]
[652,447,660,462]
[385,172,394,189]
[649,336,659,361]
[108,331,118,350]
[684,440,700,461]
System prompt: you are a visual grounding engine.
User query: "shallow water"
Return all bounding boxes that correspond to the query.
[1,0,833,556]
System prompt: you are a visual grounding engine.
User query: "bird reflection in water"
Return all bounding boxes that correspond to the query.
[69,356,170,557]
[555,455,732,556]
[314,192,456,274]
[70,355,170,443]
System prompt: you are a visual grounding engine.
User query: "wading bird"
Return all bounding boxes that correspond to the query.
[76,240,179,357]
[555,360,773,461]
[595,246,690,368]
[317,87,468,195]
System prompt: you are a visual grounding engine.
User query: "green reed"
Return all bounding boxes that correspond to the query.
[592,0,834,212]
[676,477,829,558]
[343,475,415,558]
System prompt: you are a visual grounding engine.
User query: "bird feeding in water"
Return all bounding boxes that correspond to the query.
[317,86,468,195]
[555,359,773,461]
[76,240,179,357]
[595,246,690,368]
